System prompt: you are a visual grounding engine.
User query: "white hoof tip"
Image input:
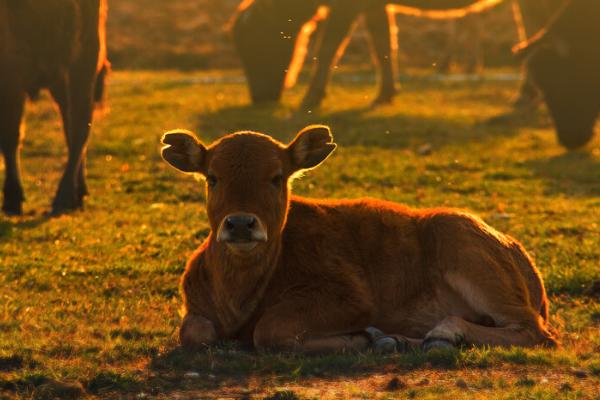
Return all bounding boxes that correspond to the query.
[423,339,455,352]
[374,337,398,354]
[365,326,385,340]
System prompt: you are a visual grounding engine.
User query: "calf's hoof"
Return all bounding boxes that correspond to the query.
[422,338,455,352]
[365,327,407,354]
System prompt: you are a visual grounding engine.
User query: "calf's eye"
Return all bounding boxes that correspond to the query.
[271,174,283,188]
[206,174,217,188]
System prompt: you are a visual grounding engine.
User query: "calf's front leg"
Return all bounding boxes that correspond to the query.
[252,286,374,354]
[179,314,218,350]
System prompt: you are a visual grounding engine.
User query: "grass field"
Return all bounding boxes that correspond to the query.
[1,69,600,399]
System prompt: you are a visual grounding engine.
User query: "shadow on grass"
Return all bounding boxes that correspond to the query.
[92,344,571,397]
[0,342,582,398]
[524,152,600,198]
[194,102,535,151]
[0,215,50,240]
[194,103,600,200]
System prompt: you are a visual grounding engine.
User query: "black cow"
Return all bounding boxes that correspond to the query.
[0,0,110,215]
[232,0,563,110]
[515,0,599,149]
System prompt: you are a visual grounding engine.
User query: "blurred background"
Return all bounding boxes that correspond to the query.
[107,0,519,71]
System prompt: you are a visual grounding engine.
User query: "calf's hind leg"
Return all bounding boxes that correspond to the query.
[424,312,556,351]
[421,214,557,350]
[0,91,25,215]
[423,271,556,349]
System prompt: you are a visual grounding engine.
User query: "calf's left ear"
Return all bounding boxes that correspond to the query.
[287,125,336,171]
[161,130,207,173]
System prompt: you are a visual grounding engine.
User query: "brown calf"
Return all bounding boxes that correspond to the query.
[162,125,557,353]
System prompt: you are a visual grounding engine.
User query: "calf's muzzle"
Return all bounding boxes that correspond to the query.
[217,213,268,252]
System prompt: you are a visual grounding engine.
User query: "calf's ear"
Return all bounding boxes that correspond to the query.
[161,130,207,173]
[287,125,336,171]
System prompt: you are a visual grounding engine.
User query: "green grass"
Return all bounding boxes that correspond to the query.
[1,69,599,399]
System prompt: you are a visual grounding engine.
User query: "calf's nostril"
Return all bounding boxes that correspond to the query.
[224,217,235,231]
[224,215,259,233]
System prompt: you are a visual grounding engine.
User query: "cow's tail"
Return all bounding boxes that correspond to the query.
[390,0,504,19]
[94,60,110,105]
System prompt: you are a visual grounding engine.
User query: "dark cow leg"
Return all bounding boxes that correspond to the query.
[77,156,88,199]
[0,91,25,215]
[300,5,362,110]
[51,62,97,215]
[364,6,397,107]
[51,77,90,203]
[513,0,563,109]
[513,73,541,109]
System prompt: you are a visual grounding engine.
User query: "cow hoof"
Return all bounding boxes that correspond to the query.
[422,338,455,352]
[2,204,23,216]
[299,95,324,113]
[370,93,395,109]
[50,202,83,216]
[373,336,398,354]
[365,326,406,354]
[51,194,84,216]
[3,189,24,216]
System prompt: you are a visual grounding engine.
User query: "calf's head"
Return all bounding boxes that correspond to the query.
[161,125,336,254]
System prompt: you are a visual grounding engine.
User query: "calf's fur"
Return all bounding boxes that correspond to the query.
[162,125,557,353]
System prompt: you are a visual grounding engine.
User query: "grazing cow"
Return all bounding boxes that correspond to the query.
[515,0,600,149]
[0,0,110,215]
[161,125,557,353]
[232,0,562,109]
[436,13,485,75]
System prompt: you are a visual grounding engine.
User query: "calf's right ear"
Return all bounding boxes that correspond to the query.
[161,130,207,173]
